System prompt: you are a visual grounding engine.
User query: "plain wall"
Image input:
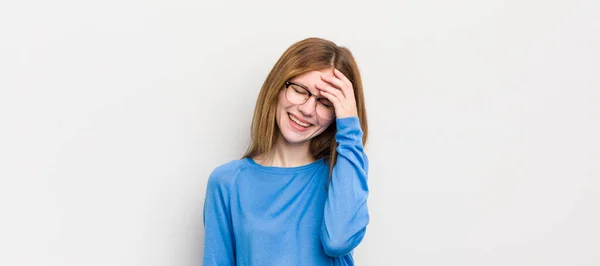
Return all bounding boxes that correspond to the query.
[1,0,598,265]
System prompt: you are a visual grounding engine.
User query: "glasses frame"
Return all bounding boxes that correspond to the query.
[284,81,336,120]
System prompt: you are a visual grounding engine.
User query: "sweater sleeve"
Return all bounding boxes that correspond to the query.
[202,165,236,265]
[320,116,370,257]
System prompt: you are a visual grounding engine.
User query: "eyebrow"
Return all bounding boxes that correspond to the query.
[289,80,309,89]
[289,80,321,96]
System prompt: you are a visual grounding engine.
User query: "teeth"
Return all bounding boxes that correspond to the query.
[289,114,311,128]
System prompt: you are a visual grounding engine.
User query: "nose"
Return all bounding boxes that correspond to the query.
[298,96,317,117]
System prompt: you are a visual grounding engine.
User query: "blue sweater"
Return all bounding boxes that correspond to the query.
[202,117,369,266]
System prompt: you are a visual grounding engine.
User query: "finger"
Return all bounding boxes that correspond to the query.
[316,82,345,100]
[319,90,343,111]
[333,68,354,99]
[333,70,354,100]
[333,68,352,87]
[320,74,346,98]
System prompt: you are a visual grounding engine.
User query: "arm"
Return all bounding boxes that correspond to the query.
[320,116,370,257]
[202,167,236,265]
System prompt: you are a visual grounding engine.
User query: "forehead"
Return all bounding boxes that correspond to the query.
[292,69,334,83]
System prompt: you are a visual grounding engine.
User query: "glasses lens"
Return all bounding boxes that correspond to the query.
[285,82,335,120]
[286,83,309,104]
[316,102,335,119]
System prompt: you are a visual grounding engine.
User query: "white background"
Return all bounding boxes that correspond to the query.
[1,0,599,265]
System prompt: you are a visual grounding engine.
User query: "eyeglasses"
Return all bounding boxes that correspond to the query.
[284,81,335,120]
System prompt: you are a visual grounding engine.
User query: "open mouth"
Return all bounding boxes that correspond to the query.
[288,113,312,128]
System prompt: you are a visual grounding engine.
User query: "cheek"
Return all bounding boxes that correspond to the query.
[275,92,289,122]
[317,119,334,129]
[277,91,289,110]
[278,94,298,116]
[313,123,334,139]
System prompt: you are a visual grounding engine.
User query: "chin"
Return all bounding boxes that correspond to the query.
[279,132,309,145]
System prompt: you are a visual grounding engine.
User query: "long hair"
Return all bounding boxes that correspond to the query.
[242,37,368,179]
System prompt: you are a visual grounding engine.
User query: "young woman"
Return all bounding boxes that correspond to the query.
[202,37,369,266]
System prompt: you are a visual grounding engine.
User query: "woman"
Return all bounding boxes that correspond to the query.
[202,37,369,266]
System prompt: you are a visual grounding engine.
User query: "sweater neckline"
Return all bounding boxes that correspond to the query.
[245,157,325,174]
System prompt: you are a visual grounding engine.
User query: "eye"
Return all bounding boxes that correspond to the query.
[291,85,308,95]
[318,98,334,108]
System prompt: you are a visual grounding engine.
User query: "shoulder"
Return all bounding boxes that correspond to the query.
[207,159,249,189]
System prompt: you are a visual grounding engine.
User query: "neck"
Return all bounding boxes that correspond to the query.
[254,134,315,167]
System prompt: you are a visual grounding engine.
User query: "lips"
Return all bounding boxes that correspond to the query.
[289,113,311,124]
[288,113,312,128]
